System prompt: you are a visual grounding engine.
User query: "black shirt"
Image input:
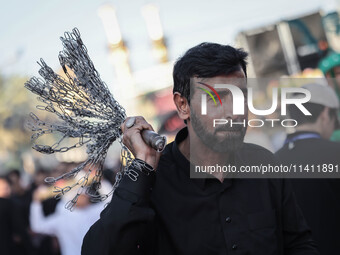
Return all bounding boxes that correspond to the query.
[0,198,14,255]
[82,128,318,255]
[276,131,340,254]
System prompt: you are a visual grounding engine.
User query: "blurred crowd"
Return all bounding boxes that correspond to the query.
[0,162,117,255]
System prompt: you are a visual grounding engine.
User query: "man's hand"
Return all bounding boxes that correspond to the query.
[121,116,161,169]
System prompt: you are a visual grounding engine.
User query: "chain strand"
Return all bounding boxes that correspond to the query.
[25,28,133,210]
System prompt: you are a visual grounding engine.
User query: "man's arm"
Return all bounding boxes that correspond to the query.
[81,171,156,255]
[281,179,319,255]
[82,116,161,255]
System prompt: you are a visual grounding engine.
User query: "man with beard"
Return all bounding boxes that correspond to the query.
[82,43,319,255]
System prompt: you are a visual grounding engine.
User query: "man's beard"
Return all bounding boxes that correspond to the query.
[190,108,247,153]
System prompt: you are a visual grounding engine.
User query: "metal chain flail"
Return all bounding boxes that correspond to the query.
[25,28,138,210]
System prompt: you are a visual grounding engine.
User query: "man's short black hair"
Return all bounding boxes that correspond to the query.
[173,42,248,104]
[288,102,338,125]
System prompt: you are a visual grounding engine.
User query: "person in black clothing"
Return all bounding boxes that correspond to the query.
[0,176,33,255]
[0,176,14,255]
[82,43,319,255]
[276,83,340,254]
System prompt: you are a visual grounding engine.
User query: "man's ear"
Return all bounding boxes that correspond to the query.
[173,92,190,122]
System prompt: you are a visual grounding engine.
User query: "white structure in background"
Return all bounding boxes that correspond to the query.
[98,4,136,114]
[141,4,168,63]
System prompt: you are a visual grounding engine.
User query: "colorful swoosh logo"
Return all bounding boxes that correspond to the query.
[197,82,223,106]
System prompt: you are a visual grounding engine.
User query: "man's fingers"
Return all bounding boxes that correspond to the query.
[122,123,153,146]
[120,116,155,151]
[134,116,154,131]
[121,117,135,133]
[121,116,154,134]
[119,116,161,169]
[138,123,154,132]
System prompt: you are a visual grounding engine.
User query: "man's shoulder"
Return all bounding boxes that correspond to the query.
[161,141,275,156]
[238,142,278,164]
[158,141,177,166]
[240,142,275,157]
[241,142,274,153]
[161,141,174,157]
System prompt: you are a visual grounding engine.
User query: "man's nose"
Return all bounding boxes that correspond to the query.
[223,95,236,119]
[223,95,247,120]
